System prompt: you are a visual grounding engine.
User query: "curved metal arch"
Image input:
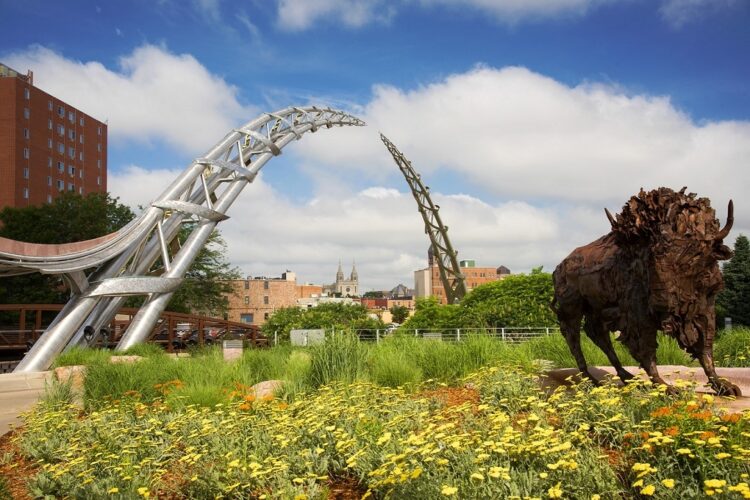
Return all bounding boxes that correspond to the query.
[379,134,467,304]
[13,106,364,372]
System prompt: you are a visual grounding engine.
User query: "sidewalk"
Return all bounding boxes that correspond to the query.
[0,371,51,435]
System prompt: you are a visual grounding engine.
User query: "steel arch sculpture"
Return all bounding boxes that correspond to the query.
[2,107,364,372]
[380,134,467,304]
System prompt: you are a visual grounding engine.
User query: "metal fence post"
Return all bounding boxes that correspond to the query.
[376,329,380,343]
[545,327,549,335]
[501,327,506,341]
[456,328,461,342]
[274,330,278,346]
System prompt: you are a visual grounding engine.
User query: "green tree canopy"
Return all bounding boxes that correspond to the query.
[389,305,409,324]
[718,234,750,327]
[400,272,558,331]
[261,302,385,341]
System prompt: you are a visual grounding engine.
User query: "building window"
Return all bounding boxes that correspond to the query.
[47,176,52,186]
[79,187,83,195]
[47,138,52,149]
[48,100,52,111]
[68,183,74,191]
[97,126,102,136]
[79,169,84,179]
[244,280,249,289]
[240,313,253,323]
[263,296,269,305]
[48,157,52,167]
[23,188,29,199]
[47,194,52,204]
[23,128,29,139]
[48,119,52,130]
[79,151,84,161]
[68,129,75,140]
[68,147,75,159]
[96,176,101,186]
[264,280,269,290]
[97,143,101,152]
[68,111,75,122]
[264,313,269,320]
[23,107,29,119]
[23,167,29,179]
[57,142,64,154]
[79,134,84,144]
[97,159,101,169]
[24,88,30,99]
[57,124,64,136]
[57,180,64,191]
[57,105,64,117]
[57,161,64,173]
[68,166,75,176]
[244,296,249,305]
[23,147,29,159]
[79,116,84,126]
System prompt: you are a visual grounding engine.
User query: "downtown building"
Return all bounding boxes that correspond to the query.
[0,62,107,209]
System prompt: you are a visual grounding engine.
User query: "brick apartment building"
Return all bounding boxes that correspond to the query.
[0,62,107,209]
[414,247,511,304]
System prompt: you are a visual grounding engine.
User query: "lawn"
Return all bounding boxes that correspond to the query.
[1,328,748,498]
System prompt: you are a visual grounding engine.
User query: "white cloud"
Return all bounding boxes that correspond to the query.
[659,0,739,28]
[293,65,750,213]
[418,0,614,23]
[3,44,257,154]
[276,0,396,30]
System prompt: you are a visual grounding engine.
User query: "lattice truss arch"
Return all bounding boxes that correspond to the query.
[379,134,467,304]
[2,107,364,372]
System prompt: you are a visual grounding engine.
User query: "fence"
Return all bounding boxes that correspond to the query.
[271,326,560,345]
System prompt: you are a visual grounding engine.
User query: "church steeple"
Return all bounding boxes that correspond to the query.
[350,260,358,281]
[336,260,344,282]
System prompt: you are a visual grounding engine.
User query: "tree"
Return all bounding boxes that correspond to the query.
[718,234,750,327]
[389,305,409,324]
[261,302,385,341]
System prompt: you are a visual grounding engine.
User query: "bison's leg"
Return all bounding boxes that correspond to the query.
[628,329,678,393]
[560,314,599,385]
[583,318,634,383]
[696,351,742,397]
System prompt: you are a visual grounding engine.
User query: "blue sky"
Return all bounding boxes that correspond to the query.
[1,0,749,290]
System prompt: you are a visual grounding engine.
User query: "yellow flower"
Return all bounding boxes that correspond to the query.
[715,453,731,459]
[137,487,150,498]
[641,484,656,496]
[377,432,392,445]
[107,487,119,494]
[548,482,563,498]
[471,472,484,481]
[676,448,692,455]
[539,472,549,479]
[410,468,423,479]
[662,479,676,489]
[591,495,601,500]
[705,479,727,489]
[441,485,458,496]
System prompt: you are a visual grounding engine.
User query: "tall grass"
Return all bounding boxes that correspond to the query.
[308,331,369,387]
[715,327,750,367]
[53,346,111,368]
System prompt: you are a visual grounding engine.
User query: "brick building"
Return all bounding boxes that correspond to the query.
[0,62,107,209]
[414,247,511,304]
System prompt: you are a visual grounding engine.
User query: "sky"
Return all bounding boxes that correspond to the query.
[1,0,749,292]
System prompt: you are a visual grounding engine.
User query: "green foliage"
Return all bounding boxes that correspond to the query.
[261,302,385,341]
[53,347,112,368]
[715,327,750,367]
[164,225,241,316]
[308,332,369,387]
[400,297,468,331]
[461,272,557,327]
[718,234,750,327]
[389,304,409,324]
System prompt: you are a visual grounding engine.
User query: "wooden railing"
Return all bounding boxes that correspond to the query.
[0,304,267,353]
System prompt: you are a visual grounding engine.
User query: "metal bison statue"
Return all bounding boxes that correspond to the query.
[552,187,740,396]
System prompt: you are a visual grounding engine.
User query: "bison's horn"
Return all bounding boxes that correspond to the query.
[605,208,617,228]
[716,200,734,241]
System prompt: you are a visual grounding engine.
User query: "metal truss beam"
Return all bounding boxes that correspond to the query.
[9,106,364,372]
[380,134,467,304]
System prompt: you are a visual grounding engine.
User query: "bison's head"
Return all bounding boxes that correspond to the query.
[605,187,733,345]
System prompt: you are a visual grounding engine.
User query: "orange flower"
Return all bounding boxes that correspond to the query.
[691,411,712,421]
[721,413,741,424]
[238,403,251,410]
[664,426,679,437]
[651,406,673,418]
[699,431,716,440]
[244,394,256,402]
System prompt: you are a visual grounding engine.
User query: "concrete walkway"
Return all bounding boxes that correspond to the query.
[0,371,51,435]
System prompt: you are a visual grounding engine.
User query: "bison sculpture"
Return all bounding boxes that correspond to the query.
[552,187,740,396]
